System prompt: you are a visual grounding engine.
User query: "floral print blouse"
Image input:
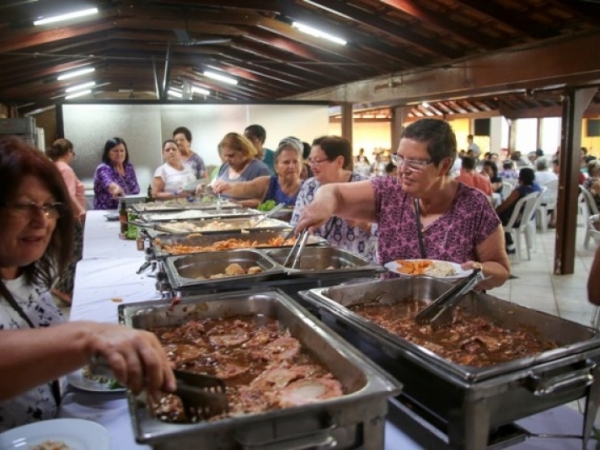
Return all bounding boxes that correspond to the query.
[93,162,140,210]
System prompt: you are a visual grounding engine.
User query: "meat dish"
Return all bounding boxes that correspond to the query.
[148,315,343,423]
[156,236,295,255]
[350,301,557,366]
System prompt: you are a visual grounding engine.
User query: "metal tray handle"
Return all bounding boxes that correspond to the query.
[236,423,337,450]
[525,360,596,396]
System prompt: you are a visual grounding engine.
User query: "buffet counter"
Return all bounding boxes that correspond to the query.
[64,210,598,450]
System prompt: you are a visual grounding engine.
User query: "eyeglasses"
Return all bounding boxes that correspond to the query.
[308,157,330,166]
[391,155,433,172]
[2,201,64,220]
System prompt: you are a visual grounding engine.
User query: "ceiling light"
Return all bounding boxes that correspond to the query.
[204,71,238,85]
[167,89,183,98]
[57,67,95,81]
[421,102,430,108]
[192,86,210,96]
[292,22,346,45]
[65,89,92,100]
[65,81,96,93]
[34,7,98,26]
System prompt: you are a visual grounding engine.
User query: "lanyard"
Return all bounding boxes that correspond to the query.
[413,198,428,259]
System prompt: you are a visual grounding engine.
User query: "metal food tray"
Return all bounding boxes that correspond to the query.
[149,217,291,236]
[151,230,326,258]
[131,199,239,213]
[118,290,402,450]
[299,277,600,449]
[263,246,385,278]
[163,249,286,290]
[140,207,261,222]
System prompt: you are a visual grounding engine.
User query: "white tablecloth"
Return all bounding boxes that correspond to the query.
[64,210,598,450]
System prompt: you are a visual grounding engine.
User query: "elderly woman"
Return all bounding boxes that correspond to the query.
[214,132,271,187]
[172,126,207,179]
[45,138,86,305]
[291,135,378,262]
[152,139,197,200]
[495,167,540,254]
[93,137,140,209]
[294,119,509,289]
[0,137,174,431]
[212,137,304,208]
[584,159,600,211]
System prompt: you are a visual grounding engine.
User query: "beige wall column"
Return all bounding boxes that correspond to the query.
[340,103,353,145]
[555,87,596,275]
[391,106,411,152]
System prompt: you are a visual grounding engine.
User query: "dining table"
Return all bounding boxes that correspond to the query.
[60,210,599,450]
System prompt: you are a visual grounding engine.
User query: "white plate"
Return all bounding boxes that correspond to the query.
[66,369,125,393]
[384,259,472,279]
[103,211,119,221]
[0,418,109,450]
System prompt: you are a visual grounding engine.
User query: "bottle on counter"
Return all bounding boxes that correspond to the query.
[145,185,154,203]
[119,198,128,235]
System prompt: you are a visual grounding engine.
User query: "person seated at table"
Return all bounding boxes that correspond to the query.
[293,119,509,290]
[93,137,140,210]
[291,135,378,262]
[212,137,304,208]
[495,167,541,254]
[455,156,493,201]
[481,160,503,195]
[584,159,600,211]
[0,136,175,431]
[152,139,197,200]
[213,132,272,193]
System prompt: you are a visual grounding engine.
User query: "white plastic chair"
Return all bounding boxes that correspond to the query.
[579,185,600,249]
[500,181,514,202]
[536,179,558,233]
[504,192,540,262]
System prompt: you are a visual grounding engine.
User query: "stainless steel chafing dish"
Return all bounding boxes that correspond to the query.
[140,207,261,222]
[132,199,239,213]
[118,290,402,450]
[146,217,291,236]
[151,230,326,259]
[264,246,385,278]
[299,277,600,450]
[163,249,286,290]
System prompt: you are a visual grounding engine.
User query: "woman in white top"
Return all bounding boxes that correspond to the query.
[152,139,197,200]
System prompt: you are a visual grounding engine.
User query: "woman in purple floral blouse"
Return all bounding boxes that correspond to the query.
[93,137,140,209]
[294,119,510,290]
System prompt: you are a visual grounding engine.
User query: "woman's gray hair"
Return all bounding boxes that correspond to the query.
[275,137,303,162]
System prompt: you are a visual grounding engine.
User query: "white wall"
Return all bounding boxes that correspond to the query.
[62,103,329,192]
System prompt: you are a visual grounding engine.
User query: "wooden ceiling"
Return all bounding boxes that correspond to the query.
[1,0,600,117]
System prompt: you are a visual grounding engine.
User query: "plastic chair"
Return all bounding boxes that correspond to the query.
[500,181,514,202]
[537,179,558,232]
[579,185,600,249]
[504,192,540,262]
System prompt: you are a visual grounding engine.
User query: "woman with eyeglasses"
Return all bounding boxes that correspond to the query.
[212,137,304,208]
[0,137,175,431]
[152,139,197,200]
[294,119,509,289]
[93,137,140,210]
[290,135,378,262]
[45,138,86,305]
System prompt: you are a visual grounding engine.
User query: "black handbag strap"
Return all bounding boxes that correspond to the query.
[0,280,62,406]
[413,198,428,259]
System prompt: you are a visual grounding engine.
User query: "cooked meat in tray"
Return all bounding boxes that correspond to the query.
[118,290,401,450]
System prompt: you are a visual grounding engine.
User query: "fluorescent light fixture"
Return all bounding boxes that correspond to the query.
[167,89,183,98]
[421,102,430,108]
[57,67,95,81]
[292,21,346,45]
[34,7,98,26]
[65,89,92,100]
[204,71,238,85]
[192,86,210,96]
[65,81,96,93]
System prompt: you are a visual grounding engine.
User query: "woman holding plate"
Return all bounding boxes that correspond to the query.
[294,119,509,290]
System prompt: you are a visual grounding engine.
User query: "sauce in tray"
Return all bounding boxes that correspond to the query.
[350,302,557,367]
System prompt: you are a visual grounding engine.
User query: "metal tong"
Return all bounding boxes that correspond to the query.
[414,267,483,329]
[251,202,286,227]
[282,228,309,269]
[89,356,228,420]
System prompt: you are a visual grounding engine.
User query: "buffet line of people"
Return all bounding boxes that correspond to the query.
[1,118,599,436]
